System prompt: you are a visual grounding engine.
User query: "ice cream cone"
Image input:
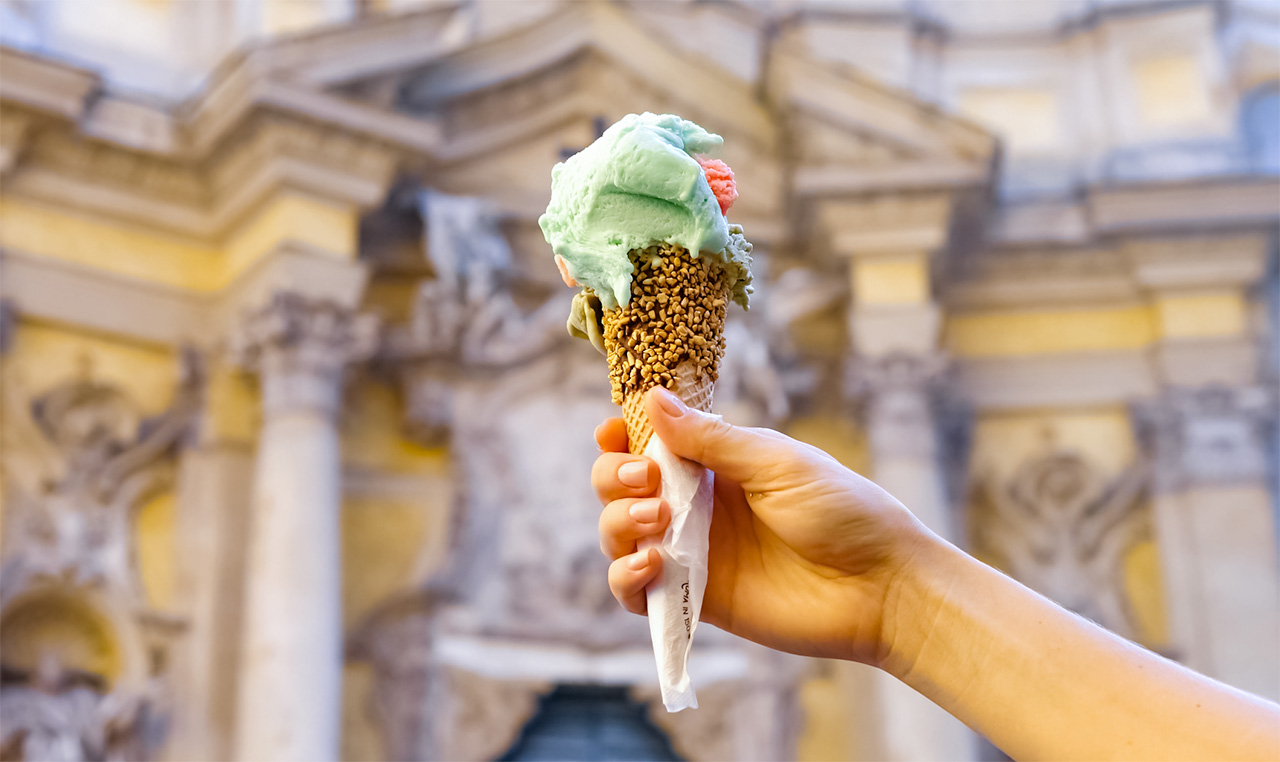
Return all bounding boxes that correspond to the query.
[601,242,730,455]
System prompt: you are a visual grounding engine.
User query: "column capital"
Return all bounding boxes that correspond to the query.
[846,352,950,460]
[232,291,378,417]
[1134,384,1276,491]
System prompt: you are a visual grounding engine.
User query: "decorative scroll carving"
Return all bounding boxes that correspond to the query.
[974,450,1149,637]
[0,350,203,603]
[1133,385,1276,491]
[231,291,378,418]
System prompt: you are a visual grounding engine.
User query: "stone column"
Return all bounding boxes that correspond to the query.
[1135,385,1279,700]
[232,292,376,761]
[847,352,976,762]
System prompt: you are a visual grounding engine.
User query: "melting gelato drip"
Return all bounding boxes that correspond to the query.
[539,112,746,310]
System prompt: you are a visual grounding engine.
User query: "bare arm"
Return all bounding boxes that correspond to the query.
[593,393,1280,761]
[882,532,1280,762]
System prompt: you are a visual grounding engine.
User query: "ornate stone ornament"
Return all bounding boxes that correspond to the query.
[974,449,1149,637]
[0,350,201,762]
[0,651,160,762]
[0,350,202,602]
[230,291,379,418]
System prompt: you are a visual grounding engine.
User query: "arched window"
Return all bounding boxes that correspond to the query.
[498,685,683,762]
[1241,84,1280,174]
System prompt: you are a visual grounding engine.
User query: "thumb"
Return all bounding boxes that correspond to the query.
[644,386,780,484]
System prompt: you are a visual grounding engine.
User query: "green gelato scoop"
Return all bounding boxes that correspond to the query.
[539,112,739,310]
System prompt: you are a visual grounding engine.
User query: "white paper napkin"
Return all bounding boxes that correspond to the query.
[639,430,714,712]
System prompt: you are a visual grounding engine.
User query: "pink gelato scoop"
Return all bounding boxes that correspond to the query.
[697,158,738,215]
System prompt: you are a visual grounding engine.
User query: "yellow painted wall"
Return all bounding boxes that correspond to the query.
[946,304,1157,358]
[1154,291,1248,339]
[341,662,383,762]
[3,321,178,416]
[853,255,929,306]
[970,406,1138,483]
[341,497,437,630]
[1124,536,1171,648]
[339,381,452,630]
[0,590,123,681]
[785,414,871,475]
[0,197,221,291]
[223,191,360,274]
[135,491,177,610]
[0,190,359,294]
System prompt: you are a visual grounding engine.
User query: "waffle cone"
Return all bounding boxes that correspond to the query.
[621,363,717,454]
[601,243,729,455]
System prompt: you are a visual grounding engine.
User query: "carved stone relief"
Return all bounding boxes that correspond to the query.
[0,350,202,603]
[973,449,1149,638]
[0,651,160,762]
[0,349,201,761]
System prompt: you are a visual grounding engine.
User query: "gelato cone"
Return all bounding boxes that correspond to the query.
[540,112,753,712]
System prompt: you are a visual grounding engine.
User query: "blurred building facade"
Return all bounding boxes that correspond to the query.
[0,1,1276,760]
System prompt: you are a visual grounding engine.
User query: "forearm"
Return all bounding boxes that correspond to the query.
[880,533,1280,762]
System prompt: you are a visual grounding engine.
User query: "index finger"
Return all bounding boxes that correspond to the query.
[594,417,628,453]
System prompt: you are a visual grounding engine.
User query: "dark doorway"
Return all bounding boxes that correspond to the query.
[498,684,683,762]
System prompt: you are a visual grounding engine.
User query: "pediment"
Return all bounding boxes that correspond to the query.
[770,50,997,195]
[303,3,773,156]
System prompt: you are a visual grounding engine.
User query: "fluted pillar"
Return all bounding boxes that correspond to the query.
[1136,385,1279,700]
[847,352,976,762]
[232,292,376,761]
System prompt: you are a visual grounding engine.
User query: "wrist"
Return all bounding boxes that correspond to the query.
[874,526,965,679]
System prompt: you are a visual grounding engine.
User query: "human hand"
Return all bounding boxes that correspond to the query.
[593,386,933,665]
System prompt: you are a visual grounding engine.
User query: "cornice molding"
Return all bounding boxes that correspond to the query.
[4,109,406,238]
[0,47,100,121]
[0,41,440,238]
[1089,177,1280,234]
[945,229,1273,310]
[1,241,369,349]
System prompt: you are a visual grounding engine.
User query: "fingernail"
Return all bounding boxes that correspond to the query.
[629,498,661,523]
[652,386,686,417]
[618,460,649,488]
[627,549,650,570]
